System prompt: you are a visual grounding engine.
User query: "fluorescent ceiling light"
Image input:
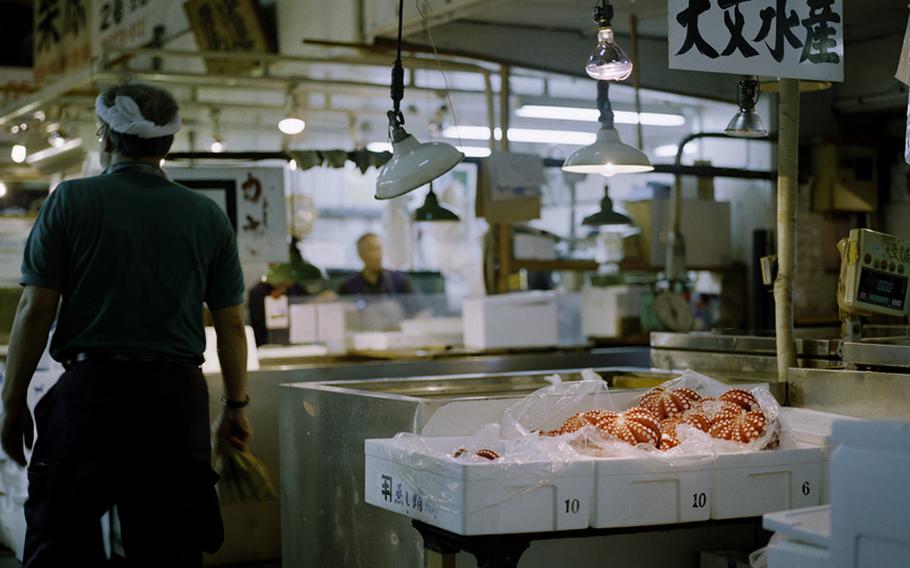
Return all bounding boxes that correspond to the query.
[515,105,686,127]
[441,126,596,146]
[368,141,491,158]
[653,144,696,158]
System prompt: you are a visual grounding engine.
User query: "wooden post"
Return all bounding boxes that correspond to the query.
[775,78,800,381]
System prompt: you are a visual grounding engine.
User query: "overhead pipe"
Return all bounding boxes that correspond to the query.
[665,132,775,282]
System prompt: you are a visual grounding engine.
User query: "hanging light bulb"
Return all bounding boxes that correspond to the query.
[209,107,225,152]
[585,0,633,82]
[279,87,306,135]
[725,77,768,138]
[0,181,7,198]
[10,144,27,163]
[288,158,298,171]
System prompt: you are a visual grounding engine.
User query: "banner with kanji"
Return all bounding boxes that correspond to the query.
[669,0,844,82]
[34,0,93,85]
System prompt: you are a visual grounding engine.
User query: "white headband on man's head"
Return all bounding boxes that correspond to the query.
[95,94,181,139]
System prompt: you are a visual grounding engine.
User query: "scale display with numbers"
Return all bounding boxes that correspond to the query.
[840,229,910,318]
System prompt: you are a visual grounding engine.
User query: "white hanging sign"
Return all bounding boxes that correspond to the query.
[668,0,844,82]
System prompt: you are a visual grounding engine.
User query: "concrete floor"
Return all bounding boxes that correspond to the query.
[0,548,280,567]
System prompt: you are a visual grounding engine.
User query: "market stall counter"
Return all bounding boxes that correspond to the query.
[278,367,808,568]
[205,346,647,565]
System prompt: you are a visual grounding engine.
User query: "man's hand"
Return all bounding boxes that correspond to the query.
[1,402,34,467]
[216,408,252,451]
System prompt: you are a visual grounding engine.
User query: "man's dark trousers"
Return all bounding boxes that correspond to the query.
[22,360,222,567]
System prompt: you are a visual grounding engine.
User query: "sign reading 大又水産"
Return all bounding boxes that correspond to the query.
[668,0,844,82]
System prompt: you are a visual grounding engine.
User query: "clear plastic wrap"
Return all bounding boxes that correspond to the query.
[367,370,793,534]
[644,369,793,452]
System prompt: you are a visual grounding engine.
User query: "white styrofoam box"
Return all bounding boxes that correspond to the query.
[364,437,592,535]
[592,454,714,528]
[581,286,646,338]
[712,446,823,520]
[316,302,347,343]
[0,494,26,560]
[288,304,318,344]
[400,317,463,337]
[781,407,860,447]
[766,539,829,568]
[763,505,830,549]
[462,292,558,351]
[829,421,910,568]
[781,407,862,505]
[350,331,462,351]
[202,326,260,374]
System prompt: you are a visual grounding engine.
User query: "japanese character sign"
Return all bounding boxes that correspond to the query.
[33,0,92,85]
[669,0,844,82]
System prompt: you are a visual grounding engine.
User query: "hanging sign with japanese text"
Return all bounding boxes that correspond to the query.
[95,0,167,53]
[33,0,93,85]
[668,0,844,82]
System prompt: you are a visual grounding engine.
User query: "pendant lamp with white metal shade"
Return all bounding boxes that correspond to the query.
[562,81,654,176]
[376,0,464,200]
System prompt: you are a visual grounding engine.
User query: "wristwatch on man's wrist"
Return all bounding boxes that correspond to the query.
[222,395,250,409]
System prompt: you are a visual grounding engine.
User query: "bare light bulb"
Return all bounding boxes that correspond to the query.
[0,182,7,197]
[10,144,27,163]
[278,116,306,135]
[586,27,633,82]
[210,139,224,153]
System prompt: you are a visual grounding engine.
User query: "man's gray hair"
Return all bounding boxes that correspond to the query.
[99,82,180,159]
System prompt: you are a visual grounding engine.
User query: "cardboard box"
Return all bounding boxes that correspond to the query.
[625,199,732,268]
[812,144,878,212]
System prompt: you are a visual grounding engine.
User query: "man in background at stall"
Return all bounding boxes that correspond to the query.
[338,232,414,296]
[0,82,250,567]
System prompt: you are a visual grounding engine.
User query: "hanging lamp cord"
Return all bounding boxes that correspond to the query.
[593,0,613,27]
[596,80,615,129]
[388,0,406,134]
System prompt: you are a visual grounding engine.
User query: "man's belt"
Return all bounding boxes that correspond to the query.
[65,352,203,369]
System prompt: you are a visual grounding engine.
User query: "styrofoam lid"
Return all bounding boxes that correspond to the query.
[463,291,557,306]
[763,505,830,548]
[781,408,860,446]
[831,420,910,453]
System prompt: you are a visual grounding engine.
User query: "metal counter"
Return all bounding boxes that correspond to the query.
[788,367,910,420]
[203,347,648,565]
[649,332,840,386]
[278,366,684,568]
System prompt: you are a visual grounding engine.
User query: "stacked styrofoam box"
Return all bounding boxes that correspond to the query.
[712,446,823,519]
[829,421,910,567]
[365,437,591,535]
[781,407,860,505]
[581,286,646,339]
[0,460,28,559]
[763,506,830,568]
[462,293,558,351]
[592,454,713,527]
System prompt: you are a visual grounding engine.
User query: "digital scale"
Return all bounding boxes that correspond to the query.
[838,229,910,341]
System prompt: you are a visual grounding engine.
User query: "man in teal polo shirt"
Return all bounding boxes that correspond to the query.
[0,82,251,567]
